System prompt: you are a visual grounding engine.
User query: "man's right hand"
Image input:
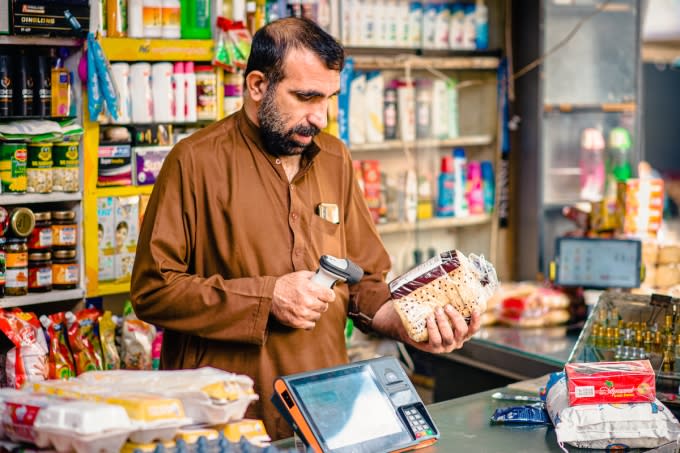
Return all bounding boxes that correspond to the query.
[271,271,337,329]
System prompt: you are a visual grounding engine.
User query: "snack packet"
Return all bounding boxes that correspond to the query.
[39,313,76,380]
[99,311,121,370]
[0,310,49,388]
[66,309,104,375]
[121,301,156,370]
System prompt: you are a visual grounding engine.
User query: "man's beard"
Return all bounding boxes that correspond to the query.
[257,87,320,157]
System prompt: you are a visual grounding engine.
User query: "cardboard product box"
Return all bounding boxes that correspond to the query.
[97,197,115,282]
[114,196,139,280]
[11,0,90,36]
[98,144,132,187]
[565,360,655,406]
[133,146,171,186]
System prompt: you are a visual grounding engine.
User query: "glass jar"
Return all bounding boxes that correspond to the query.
[52,210,77,249]
[27,211,52,251]
[9,207,35,238]
[52,249,78,290]
[6,238,28,296]
[28,251,52,293]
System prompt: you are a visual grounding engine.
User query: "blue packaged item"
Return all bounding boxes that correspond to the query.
[437,156,455,217]
[481,160,495,213]
[337,57,353,146]
[490,405,551,425]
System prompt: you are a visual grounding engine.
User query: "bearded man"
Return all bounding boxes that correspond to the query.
[131,16,480,440]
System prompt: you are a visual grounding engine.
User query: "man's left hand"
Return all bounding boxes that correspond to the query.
[372,301,482,354]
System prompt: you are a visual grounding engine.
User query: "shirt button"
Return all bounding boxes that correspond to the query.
[275,158,281,164]
[290,184,295,190]
[291,213,299,220]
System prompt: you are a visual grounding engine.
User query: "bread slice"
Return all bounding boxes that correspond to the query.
[390,250,499,342]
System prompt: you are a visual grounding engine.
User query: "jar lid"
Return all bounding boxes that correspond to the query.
[54,249,76,259]
[10,207,35,237]
[52,210,76,221]
[29,252,51,261]
[34,211,51,222]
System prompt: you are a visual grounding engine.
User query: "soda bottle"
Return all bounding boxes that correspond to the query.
[579,128,605,202]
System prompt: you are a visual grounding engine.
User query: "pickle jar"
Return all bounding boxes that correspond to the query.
[27,211,52,251]
[9,207,35,238]
[52,249,78,290]
[52,210,77,249]
[6,238,28,296]
[28,251,52,293]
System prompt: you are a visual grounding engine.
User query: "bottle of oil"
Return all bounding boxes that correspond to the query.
[663,336,675,373]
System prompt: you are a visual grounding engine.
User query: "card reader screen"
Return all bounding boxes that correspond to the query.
[556,238,641,288]
[291,365,408,452]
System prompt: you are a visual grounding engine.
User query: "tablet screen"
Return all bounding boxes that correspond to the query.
[556,238,641,288]
[290,365,410,452]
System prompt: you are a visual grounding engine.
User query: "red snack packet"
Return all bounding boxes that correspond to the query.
[0,310,48,388]
[565,360,656,406]
[40,313,76,379]
[66,308,104,375]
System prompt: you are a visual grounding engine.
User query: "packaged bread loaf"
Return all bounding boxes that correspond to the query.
[389,250,499,342]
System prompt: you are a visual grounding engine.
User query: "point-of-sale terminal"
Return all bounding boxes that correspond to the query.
[272,356,439,453]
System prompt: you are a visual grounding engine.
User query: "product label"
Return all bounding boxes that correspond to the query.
[53,263,79,285]
[53,225,77,246]
[162,6,180,27]
[29,228,53,249]
[6,251,28,268]
[574,386,595,398]
[34,267,52,287]
[6,267,28,288]
[143,6,162,27]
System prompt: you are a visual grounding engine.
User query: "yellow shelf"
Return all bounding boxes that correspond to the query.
[94,186,154,198]
[99,37,214,61]
[98,281,132,296]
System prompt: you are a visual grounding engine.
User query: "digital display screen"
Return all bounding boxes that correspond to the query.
[290,365,409,452]
[556,238,641,288]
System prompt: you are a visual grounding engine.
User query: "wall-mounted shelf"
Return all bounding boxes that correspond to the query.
[0,36,82,47]
[376,214,492,235]
[349,135,494,152]
[99,37,214,61]
[642,41,680,64]
[94,186,154,198]
[543,102,636,113]
[97,281,131,296]
[352,55,500,71]
[0,288,85,309]
[0,193,82,205]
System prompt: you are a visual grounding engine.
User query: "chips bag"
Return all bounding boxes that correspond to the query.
[0,310,49,388]
[66,308,104,375]
[39,313,76,380]
[99,311,121,370]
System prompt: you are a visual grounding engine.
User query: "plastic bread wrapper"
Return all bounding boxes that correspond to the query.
[389,250,499,342]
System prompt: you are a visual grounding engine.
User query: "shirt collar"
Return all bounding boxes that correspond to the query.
[236,108,322,168]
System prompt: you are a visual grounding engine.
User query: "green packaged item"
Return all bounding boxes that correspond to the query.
[52,141,80,192]
[0,142,27,193]
[27,142,53,193]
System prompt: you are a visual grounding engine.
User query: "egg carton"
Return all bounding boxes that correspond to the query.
[33,427,131,453]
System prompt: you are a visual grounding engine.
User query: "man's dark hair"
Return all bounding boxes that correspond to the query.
[244,17,345,87]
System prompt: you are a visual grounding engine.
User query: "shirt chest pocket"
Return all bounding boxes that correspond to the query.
[310,214,344,259]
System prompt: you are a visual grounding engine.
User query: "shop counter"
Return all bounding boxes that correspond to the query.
[275,386,672,453]
[409,325,580,401]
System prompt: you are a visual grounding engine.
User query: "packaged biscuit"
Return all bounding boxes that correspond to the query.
[389,249,499,342]
[565,360,655,406]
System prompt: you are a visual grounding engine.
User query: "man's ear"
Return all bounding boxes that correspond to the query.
[245,70,268,102]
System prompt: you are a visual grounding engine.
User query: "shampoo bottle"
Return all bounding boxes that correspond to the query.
[453,147,468,217]
[436,156,455,217]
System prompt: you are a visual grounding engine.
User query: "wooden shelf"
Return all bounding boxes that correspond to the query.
[99,37,214,61]
[0,192,82,205]
[642,41,680,64]
[376,214,492,235]
[350,135,493,152]
[97,281,131,296]
[544,103,636,113]
[94,186,154,198]
[0,288,84,309]
[0,36,82,47]
[352,55,500,71]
